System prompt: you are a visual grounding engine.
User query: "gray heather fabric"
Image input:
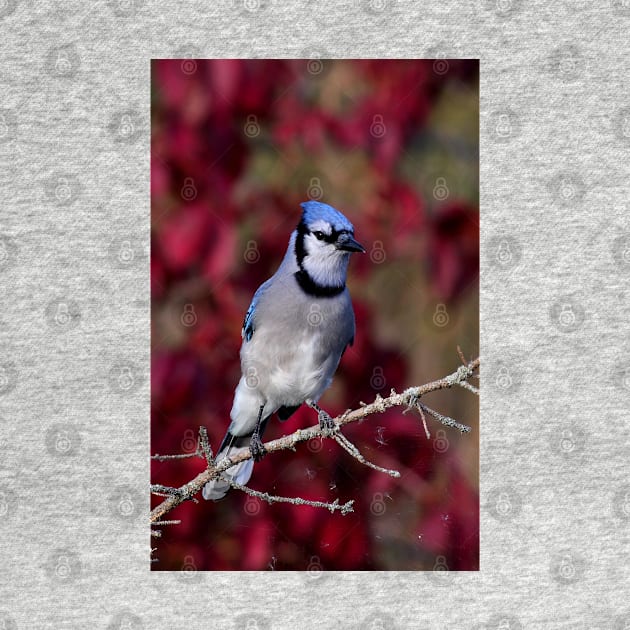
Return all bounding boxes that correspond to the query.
[0,1,629,628]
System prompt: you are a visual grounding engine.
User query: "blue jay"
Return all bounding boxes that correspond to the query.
[203,201,365,500]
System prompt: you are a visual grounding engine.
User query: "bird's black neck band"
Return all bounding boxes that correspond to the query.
[294,269,345,297]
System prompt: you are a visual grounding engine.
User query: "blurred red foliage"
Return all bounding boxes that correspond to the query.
[151,59,479,571]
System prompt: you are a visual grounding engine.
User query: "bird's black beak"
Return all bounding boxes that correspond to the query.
[336,233,366,253]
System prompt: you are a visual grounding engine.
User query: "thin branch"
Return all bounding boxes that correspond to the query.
[416,402,471,434]
[151,452,199,461]
[150,484,198,503]
[417,404,431,440]
[458,380,480,395]
[334,433,400,478]
[150,484,182,495]
[457,345,468,366]
[198,426,214,467]
[150,357,479,523]
[226,479,355,515]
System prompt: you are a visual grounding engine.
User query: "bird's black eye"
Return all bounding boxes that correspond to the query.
[312,231,325,240]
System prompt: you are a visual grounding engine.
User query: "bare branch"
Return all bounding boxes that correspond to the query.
[150,484,181,495]
[198,426,214,467]
[226,479,355,515]
[334,432,400,478]
[151,452,199,461]
[416,402,471,434]
[457,345,468,365]
[417,403,431,439]
[150,484,198,504]
[150,357,479,524]
[458,380,480,395]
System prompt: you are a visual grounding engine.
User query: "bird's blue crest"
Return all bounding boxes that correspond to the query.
[300,201,354,233]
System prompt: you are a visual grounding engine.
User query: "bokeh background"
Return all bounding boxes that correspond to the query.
[151,59,479,571]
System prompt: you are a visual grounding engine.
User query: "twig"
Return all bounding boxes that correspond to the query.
[152,520,181,526]
[417,404,431,439]
[226,479,355,515]
[198,426,214,467]
[150,484,198,504]
[151,452,199,461]
[150,484,182,495]
[334,433,400,478]
[457,345,468,365]
[405,394,433,439]
[458,380,479,395]
[417,402,471,434]
[150,357,479,523]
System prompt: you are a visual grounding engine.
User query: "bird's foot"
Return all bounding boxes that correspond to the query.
[250,433,267,462]
[318,410,338,437]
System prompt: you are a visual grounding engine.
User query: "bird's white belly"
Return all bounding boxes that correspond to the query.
[241,329,332,409]
[268,340,325,401]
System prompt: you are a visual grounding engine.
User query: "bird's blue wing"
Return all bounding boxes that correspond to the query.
[242,280,271,342]
[242,299,257,342]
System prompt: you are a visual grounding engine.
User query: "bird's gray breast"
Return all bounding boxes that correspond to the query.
[240,275,354,404]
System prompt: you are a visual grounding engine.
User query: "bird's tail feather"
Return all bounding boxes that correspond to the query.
[202,433,254,501]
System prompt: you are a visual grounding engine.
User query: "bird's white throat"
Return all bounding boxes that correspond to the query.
[301,248,350,289]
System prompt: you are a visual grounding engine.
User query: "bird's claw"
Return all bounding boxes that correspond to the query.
[318,410,338,437]
[250,433,267,462]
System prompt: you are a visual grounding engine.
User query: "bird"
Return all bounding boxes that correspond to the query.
[203,201,365,500]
